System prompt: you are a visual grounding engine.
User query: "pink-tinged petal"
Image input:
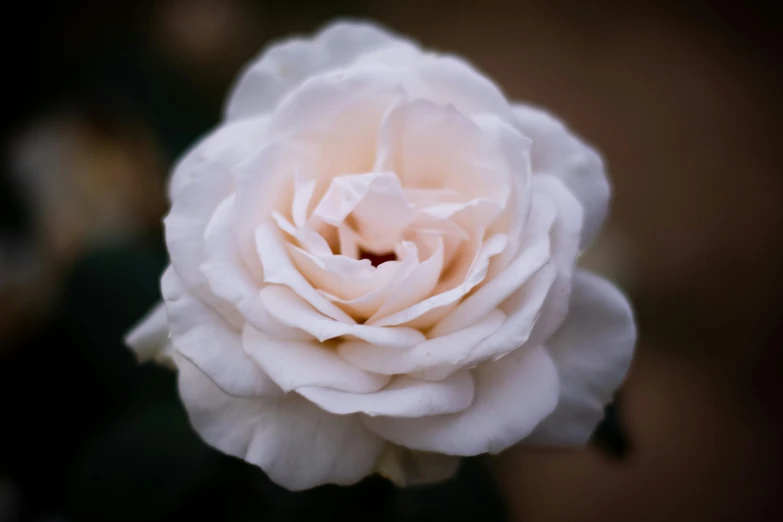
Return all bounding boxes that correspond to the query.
[375,100,508,212]
[124,301,169,363]
[311,172,413,253]
[201,197,311,341]
[513,104,609,249]
[367,233,507,328]
[256,221,355,323]
[259,285,426,347]
[367,238,444,321]
[338,309,505,376]
[161,267,280,398]
[429,195,553,338]
[176,356,385,491]
[297,371,474,417]
[363,345,559,456]
[242,324,389,393]
[527,270,636,445]
[225,21,413,121]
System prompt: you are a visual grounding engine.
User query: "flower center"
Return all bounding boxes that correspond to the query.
[359,247,397,267]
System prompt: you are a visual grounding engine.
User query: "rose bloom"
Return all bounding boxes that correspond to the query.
[127,21,635,490]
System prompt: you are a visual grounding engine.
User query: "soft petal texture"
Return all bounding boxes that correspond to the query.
[374,445,460,487]
[243,323,390,393]
[513,104,608,249]
[338,308,506,377]
[225,21,414,121]
[162,268,281,398]
[527,270,635,445]
[201,197,311,340]
[259,284,426,347]
[523,175,584,347]
[363,345,559,455]
[125,301,170,363]
[296,371,474,417]
[176,355,385,490]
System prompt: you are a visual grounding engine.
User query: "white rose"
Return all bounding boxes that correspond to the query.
[126,20,635,490]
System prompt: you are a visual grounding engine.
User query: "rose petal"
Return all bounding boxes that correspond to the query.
[169,117,269,199]
[176,355,385,491]
[202,197,311,340]
[338,309,506,376]
[259,285,426,347]
[297,371,474,417]
[527,270,636,445]
[124,301,170,363]
[162,267,280,398]
[513,104,609,249]
[256,221,356,323]
[311,171,413,253]
[243,323,390,393]
[524,175,584,346]
[415,55,516,124]
[367,233,507,328]
[225,21,413,121]
[363,345,559,455]
[375,100,509,214]
[428,195,554,338]
[473,115,533,273]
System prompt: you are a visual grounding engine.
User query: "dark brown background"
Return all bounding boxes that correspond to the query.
[2,1,781,521]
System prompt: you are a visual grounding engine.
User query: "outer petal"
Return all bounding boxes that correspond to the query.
[296,372,474,417]
[175,356,385,490]
[225,21,415,121]
[162,267,280,398]
[523,175,583,347]
[169,117,269,199]
[513,104,609,248]
[363,345,559,456]
[527,270,636,445]
[374,445,460,487]
[124,301,176,368]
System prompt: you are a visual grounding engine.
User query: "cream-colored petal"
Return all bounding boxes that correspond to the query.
[429,194,554,338]
[367,233,507,328]
[375,100,508,211]
[256,221,355,323]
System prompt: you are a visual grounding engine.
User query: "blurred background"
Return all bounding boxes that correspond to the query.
[1,1,781,521]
